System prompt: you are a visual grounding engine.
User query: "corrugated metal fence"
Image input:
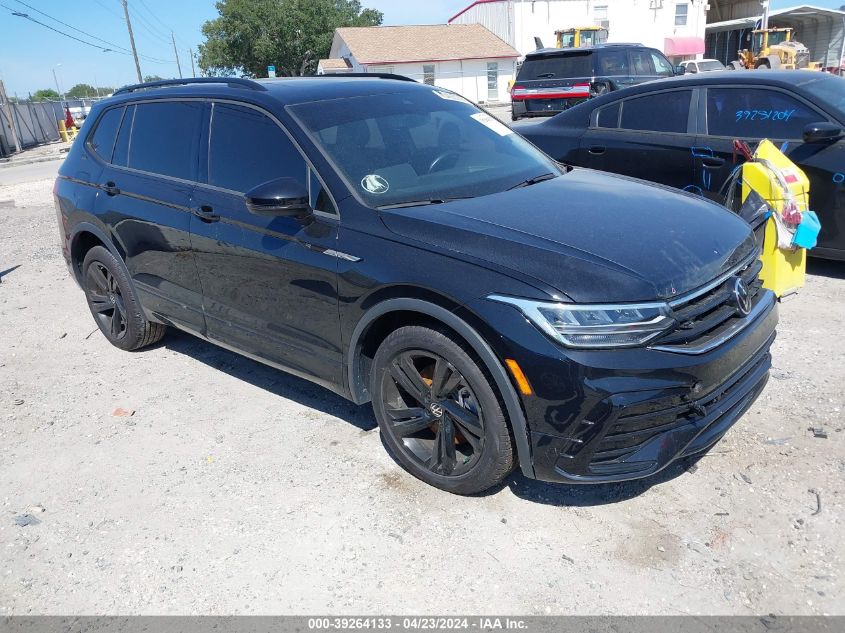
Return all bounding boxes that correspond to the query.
[1,99,102,158]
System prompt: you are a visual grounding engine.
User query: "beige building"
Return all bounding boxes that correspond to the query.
[318,24,520,104]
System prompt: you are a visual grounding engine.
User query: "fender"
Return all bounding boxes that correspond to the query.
[69,222,124,277]
[347,298,535,478]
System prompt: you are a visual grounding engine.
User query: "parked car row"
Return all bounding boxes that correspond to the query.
[516,70,845,260]
[55,75,777,494]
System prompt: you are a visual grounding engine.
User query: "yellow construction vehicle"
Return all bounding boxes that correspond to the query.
[730,27,820,70]
[555,26,608,49]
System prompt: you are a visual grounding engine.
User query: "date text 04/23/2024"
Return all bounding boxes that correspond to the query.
[306,617,529,630]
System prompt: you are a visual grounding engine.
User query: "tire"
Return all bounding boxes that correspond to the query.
[81,245,166,351]
[371,325,515,495]
[755,60,771,70]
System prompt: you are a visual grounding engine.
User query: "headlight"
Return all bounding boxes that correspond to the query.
[488,295,674,349]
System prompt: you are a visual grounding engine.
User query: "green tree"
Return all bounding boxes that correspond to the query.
[143,75,165,82]
[67,83,97,98]
[31,89,60,102]
[198,0,382,78]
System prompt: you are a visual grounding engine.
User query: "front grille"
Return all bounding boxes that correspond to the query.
[589,348,772,469]
[653,256,764,351]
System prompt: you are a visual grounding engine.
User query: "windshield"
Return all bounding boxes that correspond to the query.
[290,89,560,208]
[800,74,845,114]
[559,33,575,47]
[581,29,607,46]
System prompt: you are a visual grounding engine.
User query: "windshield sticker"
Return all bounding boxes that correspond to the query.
[433,90,466,103]
[470,112,513,137]
[361,174,390,195]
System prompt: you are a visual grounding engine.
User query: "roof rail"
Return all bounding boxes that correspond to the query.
[310,72,416,82]
[114,77,267,95]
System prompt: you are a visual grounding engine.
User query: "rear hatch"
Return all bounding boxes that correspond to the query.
[512,51,594,114]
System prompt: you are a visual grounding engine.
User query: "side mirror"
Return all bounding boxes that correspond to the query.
[803,122,842,143]
[674,64,686,75]
[245,177,312,218]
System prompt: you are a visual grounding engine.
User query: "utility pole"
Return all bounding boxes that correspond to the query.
[189,48,196,77]
[52,65,65,100]
[0,79,22,153]
[171,32,183,78]
[121,0,143,83]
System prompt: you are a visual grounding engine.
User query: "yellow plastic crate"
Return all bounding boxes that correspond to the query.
[740,140,808,298]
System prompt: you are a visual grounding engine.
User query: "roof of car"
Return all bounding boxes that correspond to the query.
[634,69,838,91]
[525,43,650,57]
[106,75,431,107]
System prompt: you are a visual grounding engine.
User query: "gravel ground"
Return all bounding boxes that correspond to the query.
[0,169,843,615]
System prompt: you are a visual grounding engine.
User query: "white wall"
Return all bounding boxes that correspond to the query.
[363,59,516,104]
[451,0,708,57]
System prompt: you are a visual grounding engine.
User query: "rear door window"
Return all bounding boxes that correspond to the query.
[208,102,307,193]
[620,90,692,133]
[128,101,203,180]
[595,49,629,76]
[88,107,124,162]
[706,87,824,139]
[518,53,592,80]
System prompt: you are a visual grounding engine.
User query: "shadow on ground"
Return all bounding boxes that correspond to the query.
[807,258,844,280]
[162,329,699,506]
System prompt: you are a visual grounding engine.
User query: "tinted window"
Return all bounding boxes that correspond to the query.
[621,91,691,133]
[595,49,629,75]
[112,105,134,167]
[630,50,653,75]
[89,107,123,162]
[209,103,306,193]
[707,88,823,139]
[310,169,336,214]
[291,89,559,208]
[128,101,203,180]
[518,53,592,80]
[596,102,620,128]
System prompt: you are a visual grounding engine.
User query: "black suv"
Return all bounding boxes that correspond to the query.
[511,44,675,121]
[55,76,777,494]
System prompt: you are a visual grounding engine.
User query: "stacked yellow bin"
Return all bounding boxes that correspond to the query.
[740,139,808,298]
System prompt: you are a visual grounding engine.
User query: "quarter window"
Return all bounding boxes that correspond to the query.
[88,107,124,162]
[620,91,692,133]
[209,103,307,193]
[596,102,620,128]
[128,101,203,180]
[706,88,823,139]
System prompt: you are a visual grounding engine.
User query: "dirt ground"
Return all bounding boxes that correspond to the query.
[0,165,843,615]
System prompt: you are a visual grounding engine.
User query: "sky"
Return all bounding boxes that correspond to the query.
[0,0,841,97]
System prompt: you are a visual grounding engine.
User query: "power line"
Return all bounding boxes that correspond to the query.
[129,5,172,45]
[2,0,176,65]
[136,0,175,38]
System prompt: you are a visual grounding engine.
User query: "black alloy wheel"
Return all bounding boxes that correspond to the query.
[381,350,485,477]
[85,261,128,341]
[371,325,515,494]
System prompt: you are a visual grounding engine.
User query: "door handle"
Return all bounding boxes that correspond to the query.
[588,146,606,155]
[701,157,725,168]
[100,181,120,196]
[192,205,220,223]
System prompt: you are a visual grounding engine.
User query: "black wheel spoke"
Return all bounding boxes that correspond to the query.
[89,265,110,293]
[428,418,457,475]
[110,306,123,337]
[89,295,112,313]
[387,407,432,437]
[441,400,483,441]
[389,355,429,403]
[431,358,461,399]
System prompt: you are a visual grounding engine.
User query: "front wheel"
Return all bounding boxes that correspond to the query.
[371,326,515,494]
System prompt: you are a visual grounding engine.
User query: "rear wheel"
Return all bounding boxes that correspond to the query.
[371,325,515,494]
[82,246,166,351]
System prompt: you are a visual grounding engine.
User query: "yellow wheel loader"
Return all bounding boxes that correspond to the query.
[730,28,821,70]
[555,26,609,49]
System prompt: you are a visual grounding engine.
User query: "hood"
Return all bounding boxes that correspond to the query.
[380,169,757,303]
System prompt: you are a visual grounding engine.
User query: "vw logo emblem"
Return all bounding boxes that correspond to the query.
[361,174,389,195]
[429,403,444,418]
[733,278,751,316]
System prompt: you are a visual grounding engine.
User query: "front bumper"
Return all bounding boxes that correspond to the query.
[462,290,778,484]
